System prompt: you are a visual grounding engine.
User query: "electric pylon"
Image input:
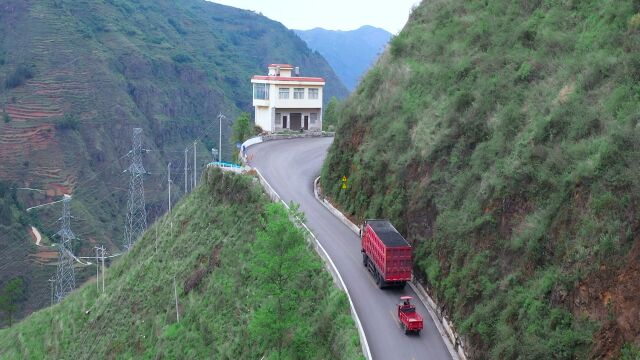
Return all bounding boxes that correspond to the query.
[124,128,147,250]
[54,194,76,303]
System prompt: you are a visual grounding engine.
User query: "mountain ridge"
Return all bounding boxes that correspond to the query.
[295,25,391,91]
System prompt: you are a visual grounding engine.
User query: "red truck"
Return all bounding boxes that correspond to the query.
[398,296,423,335]
[361,219,412,288]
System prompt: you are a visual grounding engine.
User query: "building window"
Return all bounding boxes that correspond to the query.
[308,88,319,99]
[279,88,290,99]
[293,88,304,99]
[275,112,281,125]
[310,113,318,124]
[254,84,269,100]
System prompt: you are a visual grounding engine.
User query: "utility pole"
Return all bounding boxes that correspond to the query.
[54,195,76,303]
[193,141,197,189]
[48,276,56,306]
[124,128,147,250]
[155,225,158,254]
[184,148,188,194]
[101,245,105,293]
[173,275,180,322]
[217,113,225,163]
[168,162,172,214]
[94,246,100,292]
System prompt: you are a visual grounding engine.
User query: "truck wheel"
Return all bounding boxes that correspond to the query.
[377,273,384,289]
[416,330,421,335]
[362,253,368,267]
[397,282,406,290]
[404,327,410,335]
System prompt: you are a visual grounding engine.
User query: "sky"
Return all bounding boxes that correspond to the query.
[208,0,421,34]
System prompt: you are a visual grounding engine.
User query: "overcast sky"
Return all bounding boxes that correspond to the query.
[209,0,421,34]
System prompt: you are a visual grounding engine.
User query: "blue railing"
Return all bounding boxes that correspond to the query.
[207,161,243,169]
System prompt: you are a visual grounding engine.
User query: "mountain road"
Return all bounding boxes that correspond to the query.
[249,137,453,360]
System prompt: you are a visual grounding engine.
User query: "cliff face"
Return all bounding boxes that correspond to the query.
[322,1,640,358]
[0,0,347,326]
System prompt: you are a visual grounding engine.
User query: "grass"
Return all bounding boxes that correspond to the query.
[322,0,640,358]
[0,168,362,359]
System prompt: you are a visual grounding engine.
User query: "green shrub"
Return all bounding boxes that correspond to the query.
[171,53,192,63]
[4,64,34,89]
[55,114,80,131]
[167,18,187,35]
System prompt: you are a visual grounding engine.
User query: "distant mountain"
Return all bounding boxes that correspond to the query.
[0,0,347,327]
[295,26,392,91]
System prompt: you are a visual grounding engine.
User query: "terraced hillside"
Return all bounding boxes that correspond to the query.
[0,0,347,326]
[322,0,640,358]
[0,169,362,359]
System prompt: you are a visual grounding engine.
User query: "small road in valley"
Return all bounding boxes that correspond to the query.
[249,137,452,360]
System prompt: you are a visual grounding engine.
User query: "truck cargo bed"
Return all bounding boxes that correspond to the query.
[366,220,410,247]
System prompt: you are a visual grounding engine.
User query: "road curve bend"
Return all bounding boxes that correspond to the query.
[249,137,452,360]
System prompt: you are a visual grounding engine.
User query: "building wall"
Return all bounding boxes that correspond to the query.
[272,85,323,109]
[254,106,272,132]
[274,108,322,131]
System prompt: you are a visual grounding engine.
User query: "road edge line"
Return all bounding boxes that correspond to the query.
[252,167,373,360]
[313,176,464,360]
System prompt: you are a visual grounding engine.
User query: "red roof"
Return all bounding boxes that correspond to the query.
[268,63,293,68]
[252,75,325,83]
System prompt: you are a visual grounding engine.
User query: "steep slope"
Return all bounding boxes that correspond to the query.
[0,0,348,325]
[295,26,391,91]
[0,168,362,359]
[322,1,640,358]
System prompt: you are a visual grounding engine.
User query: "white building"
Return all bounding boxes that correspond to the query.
[251,64,324,132]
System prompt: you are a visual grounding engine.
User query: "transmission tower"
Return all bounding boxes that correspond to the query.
[54,195,76,303]
[124,128,147,250]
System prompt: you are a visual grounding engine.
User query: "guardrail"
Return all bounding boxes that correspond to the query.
[240,131,334,160]
[313,177,467,360]
[207,161,246,174]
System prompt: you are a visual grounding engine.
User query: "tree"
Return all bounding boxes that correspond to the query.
[231,112,253,144]
[0,277,25,326]
[322,97,340,131]
[248,204,315,358]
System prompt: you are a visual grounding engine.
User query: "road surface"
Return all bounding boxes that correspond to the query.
[249,137,452,360]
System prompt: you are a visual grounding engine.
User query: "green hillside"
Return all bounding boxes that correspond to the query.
[0,0,347,325]
[322,1,640,358]
[0,168,362,359]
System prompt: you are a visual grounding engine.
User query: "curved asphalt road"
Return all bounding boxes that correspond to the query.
[249,138,452,360]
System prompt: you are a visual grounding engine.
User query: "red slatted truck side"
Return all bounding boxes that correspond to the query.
[361,219,412,288]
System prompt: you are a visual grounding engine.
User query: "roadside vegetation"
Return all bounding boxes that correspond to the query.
[323,96,342,131]
[323,0,640,358]
[0,278,25,327]
[0,169,361,359]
